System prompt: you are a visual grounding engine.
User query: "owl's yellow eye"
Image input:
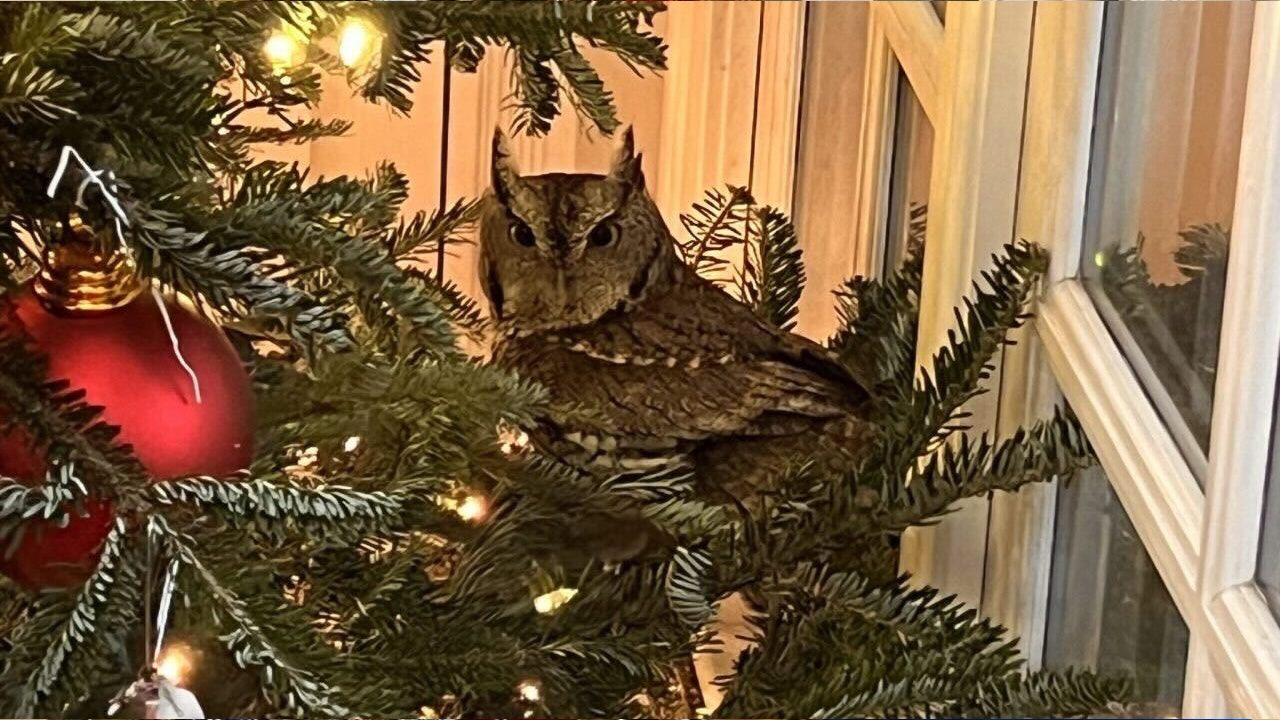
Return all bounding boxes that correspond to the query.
[509,221,536,247]
[588,222,618,248]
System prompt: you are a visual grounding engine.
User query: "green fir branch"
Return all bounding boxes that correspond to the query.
[359,1,665,129]
[879,407,1093,534]
[0,519,140,717]
[678,185,755,281]
[666,547,717,629]
[149,476,404,538]
[886,240,1048,469]
[739,206,805,331]
[0,466,92,550]
[828,215,926,393]
[151,516,349,717]
[0,338,150,508]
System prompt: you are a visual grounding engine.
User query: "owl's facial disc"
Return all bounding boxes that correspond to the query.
[481,127,673,330]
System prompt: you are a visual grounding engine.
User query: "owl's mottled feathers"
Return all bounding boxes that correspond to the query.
[480,128,876,506]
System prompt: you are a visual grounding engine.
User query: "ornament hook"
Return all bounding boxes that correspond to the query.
[45,146,204,405]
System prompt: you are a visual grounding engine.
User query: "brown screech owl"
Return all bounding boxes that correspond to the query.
[480,128,876,514]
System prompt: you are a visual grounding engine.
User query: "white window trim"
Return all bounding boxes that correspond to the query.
[1199,4,1280,713]
[1038,282,1206,612]
[848,3,943,281]
[978,7,1105,666]
[870,3,943,127]
[898,2,1034,611]
[1016,3,1280,716]
[849,4,942,280]
[849,14,905,281]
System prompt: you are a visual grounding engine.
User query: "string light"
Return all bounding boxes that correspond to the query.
[343,435,362,453]
[338,17,380,68]
[263,26,306,70]
[456,494,488,522]
[517,680,542,704]
[437,492,489,522]
[497,421,531,456]
[154,643,193,686]
[418,706,439,719]
[532,587,578,615]
[296,446,319,468]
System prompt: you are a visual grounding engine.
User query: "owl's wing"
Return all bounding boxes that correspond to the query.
[497,272,872,450]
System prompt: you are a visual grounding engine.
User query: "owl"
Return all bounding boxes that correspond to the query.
[479,128,876,512]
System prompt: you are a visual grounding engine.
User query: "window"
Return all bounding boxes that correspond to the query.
[1017,4,1280,717]
[1080,3,1253,471]
[1044,466,1189,715]
[883,70,932,274]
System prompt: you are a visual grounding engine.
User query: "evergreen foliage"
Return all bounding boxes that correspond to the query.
[0,4,1127,718]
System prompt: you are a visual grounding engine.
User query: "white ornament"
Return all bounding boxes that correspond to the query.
[153,677,205,719]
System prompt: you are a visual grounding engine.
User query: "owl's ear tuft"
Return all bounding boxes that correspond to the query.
[491,127,521,204]
[608,126,644,193]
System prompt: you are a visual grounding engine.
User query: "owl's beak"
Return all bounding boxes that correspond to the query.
[553,267,568,310]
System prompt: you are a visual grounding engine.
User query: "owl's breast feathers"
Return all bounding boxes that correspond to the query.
[493,267,877,496]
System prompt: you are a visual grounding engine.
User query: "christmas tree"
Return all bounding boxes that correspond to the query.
[0,3,1126,718]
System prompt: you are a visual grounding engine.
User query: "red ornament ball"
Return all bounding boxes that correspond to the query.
[0,285,255,590]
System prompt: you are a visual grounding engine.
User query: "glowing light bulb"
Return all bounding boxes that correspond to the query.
[155,644,193,686]
[296,446,319,468]
[264,27,305,69]
[338,18,379,68]
[533,587,578,614]
[497,421,530,456]
[456,494,488,522]
[343,435,362,453]
[1094,250,1107,268]
[517,681,542,703]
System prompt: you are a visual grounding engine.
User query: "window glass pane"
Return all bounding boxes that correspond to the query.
[1259,379,1280,618]
[883,71,932,273]
[1081,3,1253,473]
[1045,466,1189,716]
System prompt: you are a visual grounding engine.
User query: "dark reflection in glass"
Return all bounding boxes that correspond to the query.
[883,71,932,274]
[1259,374,1280,621]
[1044,466,1189,717]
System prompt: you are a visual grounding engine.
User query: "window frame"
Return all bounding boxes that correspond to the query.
[852,3,942,281]
[892,1,1036,616]
[1009,3,1280,716]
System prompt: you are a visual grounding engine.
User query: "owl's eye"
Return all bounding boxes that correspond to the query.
[509,221,536,248]
[587,222,618,248]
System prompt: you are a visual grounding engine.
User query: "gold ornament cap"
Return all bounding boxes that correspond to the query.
[34,213,144,314]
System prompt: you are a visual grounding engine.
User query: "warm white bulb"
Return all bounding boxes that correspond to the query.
[338,18,378,68]
[343,435,362,453]
[518,681,541,703]
[456,494,488,522]
[533,587,578,615]
[155,644,193,686]
[297,446,319,467]
[264,28,305,69]
[497,422,531,456]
